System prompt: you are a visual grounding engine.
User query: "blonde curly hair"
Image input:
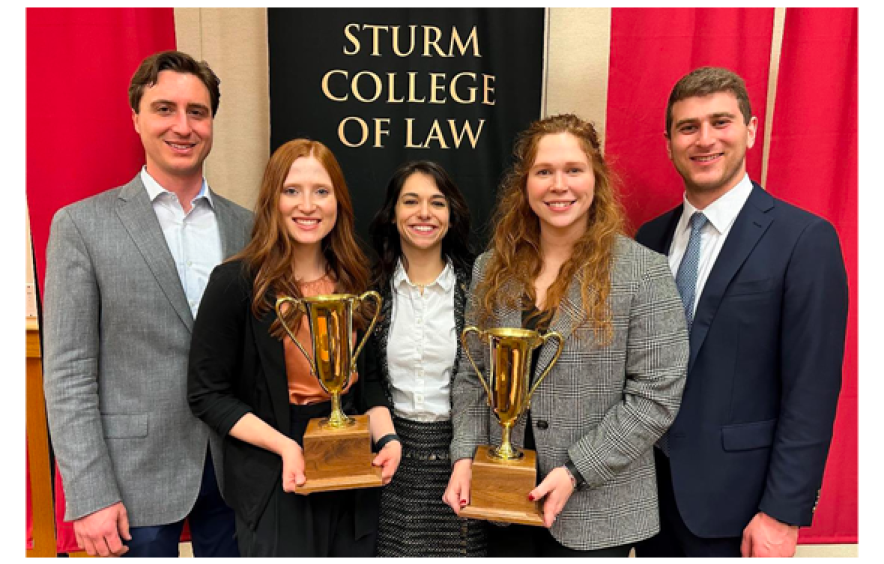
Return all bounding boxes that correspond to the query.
[476,114,625,344]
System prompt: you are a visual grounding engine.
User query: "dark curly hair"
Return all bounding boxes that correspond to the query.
[369,161,474,292]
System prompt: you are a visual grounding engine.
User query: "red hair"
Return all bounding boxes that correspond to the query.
[230,139,371,336]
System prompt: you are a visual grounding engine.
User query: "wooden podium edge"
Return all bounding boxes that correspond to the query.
[459,503,545,527]
[293,466,384,495]
[27,319,58,557]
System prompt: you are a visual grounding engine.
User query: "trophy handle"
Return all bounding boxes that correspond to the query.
[350,290,382,372]
[274,296,316,376]
[526,330,564,405]
[460,326,493,404]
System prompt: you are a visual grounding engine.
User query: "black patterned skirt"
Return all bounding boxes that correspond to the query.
[376,416,488,557]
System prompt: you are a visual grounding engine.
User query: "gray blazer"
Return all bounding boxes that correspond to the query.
[451,235,689,550]
[43,175,252,526]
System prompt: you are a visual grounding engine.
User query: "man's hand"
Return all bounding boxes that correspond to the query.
[741,511,799,557]
[372,441,402,484]
[280,439,306,493]
[73,502,131,557]
[443,458,473,515]
[529,466,576,528]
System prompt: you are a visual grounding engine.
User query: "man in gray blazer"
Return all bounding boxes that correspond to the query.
[43,51,252,557]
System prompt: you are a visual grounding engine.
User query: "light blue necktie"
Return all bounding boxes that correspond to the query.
[674,212,708,333]
[658,211,707,457]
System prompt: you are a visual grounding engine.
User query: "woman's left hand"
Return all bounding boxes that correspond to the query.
[372,441,402,484]
[529,466,576,528]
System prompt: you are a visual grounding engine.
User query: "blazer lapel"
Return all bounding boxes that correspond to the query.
[115,176,194,331]
[495,279,523,330]
[254,303,292,436]
[689,184,774,368]
[212,190,247,258]
[534,275,586,380]
[655,206,683,255]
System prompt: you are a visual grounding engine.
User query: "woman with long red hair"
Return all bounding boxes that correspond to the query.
[187,139,400,556]
[444,114,689,556]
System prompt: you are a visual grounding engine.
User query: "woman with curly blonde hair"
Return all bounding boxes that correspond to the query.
[444,114,689,556]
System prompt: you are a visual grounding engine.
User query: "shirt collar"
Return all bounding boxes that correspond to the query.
[678,173,753,235]
[392,259,455,293]
[140,166,213,208]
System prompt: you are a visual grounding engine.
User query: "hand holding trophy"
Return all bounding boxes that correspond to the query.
[458,326,564,525]
[275,291,383,494]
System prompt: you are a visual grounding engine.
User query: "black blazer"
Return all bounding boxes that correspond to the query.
[635,183,849,537]
[187,259,386,533]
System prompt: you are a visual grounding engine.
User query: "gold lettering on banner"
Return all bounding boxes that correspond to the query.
[324,21,497,149]
[451,26,481,57]
[423,26,448,58]
[338,116,369,147]
[424,120,449,148]
[404,119,424,149]
[364,24,389,57]
[374,118,391,147]
[339,117,393,148]
[322,69,349,102]
[391,25,417,57]
[386,73,405,103]
[450,119,485,149]
[344,23,482,58]
[343,24,360,55]
[450,72,477,104]
[404,118,486,149]
[353,71,383,103]
[483,74,496,106]
[407,72,427,103]
[428,73,447,104]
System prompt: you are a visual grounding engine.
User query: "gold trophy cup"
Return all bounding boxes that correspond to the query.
[275,291,383,494]
[459,327,564,525]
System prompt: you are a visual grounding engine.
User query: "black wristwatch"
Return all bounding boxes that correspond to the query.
[375,433,401,451]
[564,459,586,488]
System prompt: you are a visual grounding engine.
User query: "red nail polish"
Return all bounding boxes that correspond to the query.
[528,494,535,501]
[460,499,467,506]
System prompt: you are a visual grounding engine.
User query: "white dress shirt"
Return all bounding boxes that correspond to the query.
[668,174,753,313]
[387,260,457,422]
[141,167,222,318]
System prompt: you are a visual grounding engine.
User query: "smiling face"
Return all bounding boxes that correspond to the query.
[132,70,213,187]
[394,172,450,256]
[526,132,595,240]
[667,91,757,205]
[278,154,338,251]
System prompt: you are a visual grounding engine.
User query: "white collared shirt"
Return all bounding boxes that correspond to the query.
[140,167,222,318]
[668,174,753,313]
[387,260,457,422]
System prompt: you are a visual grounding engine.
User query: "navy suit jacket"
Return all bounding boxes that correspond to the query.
[635,182,848,538]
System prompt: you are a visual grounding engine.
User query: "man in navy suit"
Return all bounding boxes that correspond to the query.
[633,67,848,557]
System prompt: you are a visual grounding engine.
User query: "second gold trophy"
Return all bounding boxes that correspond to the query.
[459,326,564,525]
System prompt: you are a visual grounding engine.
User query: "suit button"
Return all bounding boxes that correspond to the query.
[536,420,549,430]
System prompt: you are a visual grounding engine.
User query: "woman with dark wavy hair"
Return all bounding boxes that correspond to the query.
[444,114,689,556]
[366,161,487,556]
[188,139,400,556]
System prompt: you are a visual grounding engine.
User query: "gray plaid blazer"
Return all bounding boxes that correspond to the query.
[451,235,689,550]
[43,175,252,525]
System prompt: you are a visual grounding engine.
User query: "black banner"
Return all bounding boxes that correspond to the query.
[268,8,545,245]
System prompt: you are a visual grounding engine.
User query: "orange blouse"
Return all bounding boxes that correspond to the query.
[283,275,358,405]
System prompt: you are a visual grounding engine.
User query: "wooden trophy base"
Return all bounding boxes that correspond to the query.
[459,445,544,526]
[294,414,384,495]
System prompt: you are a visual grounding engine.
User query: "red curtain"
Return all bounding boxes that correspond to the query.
[764,8,857,544]
[606,8,774,234]
[26,8,176,553]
